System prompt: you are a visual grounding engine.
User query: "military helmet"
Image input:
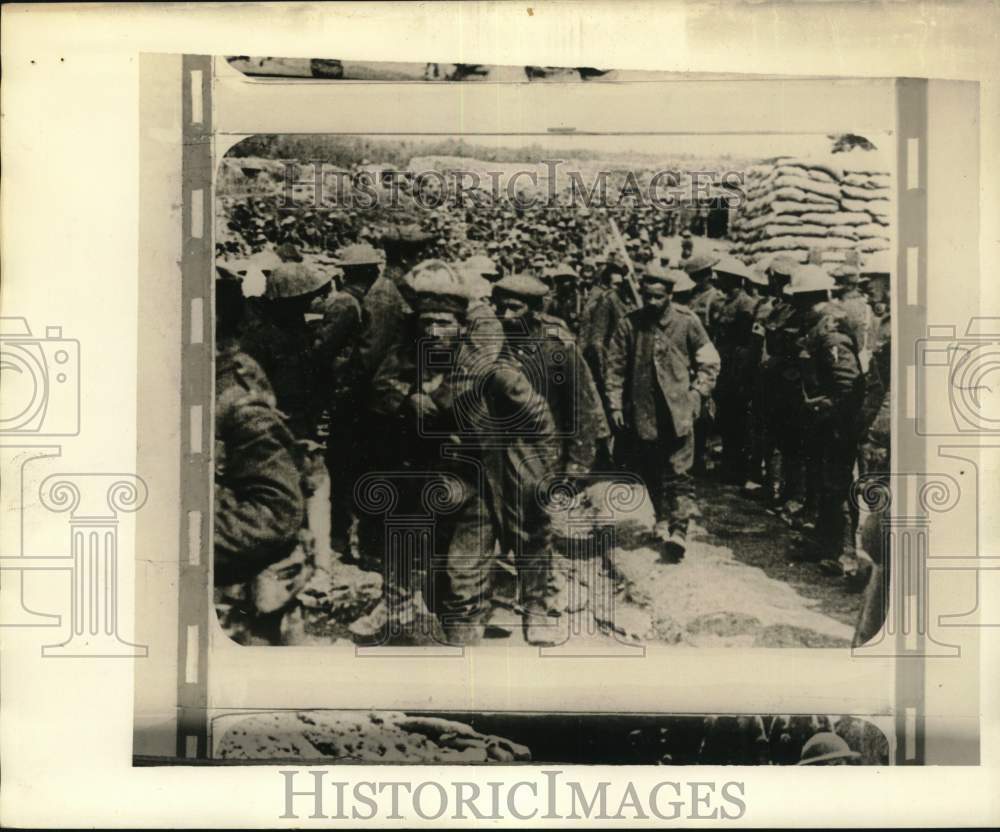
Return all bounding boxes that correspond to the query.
[337,242,382,268]
[796,733,860,765]
[683,251,721,275]
[785,264,835,295]
[714,255,753,282]
[264,262,331,300]
[765,254,799,279]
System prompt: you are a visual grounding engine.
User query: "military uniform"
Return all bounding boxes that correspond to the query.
[713,286,759,482]
[316,284,369,555]
[214,342,308,645]
[605,302,720,546]
[369,336,557,643]
[578,286,632,414]
[683,274,724,475]
[503,312,607,480]
[760,296,804,507]
[798,302,865,564]
[745,294,775,488]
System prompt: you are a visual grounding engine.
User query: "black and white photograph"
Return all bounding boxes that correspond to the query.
[214,128,893,652]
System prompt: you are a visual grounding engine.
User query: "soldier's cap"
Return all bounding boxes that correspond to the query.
[785,263,836,295]
[680,229,693,239]
[683,251,721,275]
[642,264,686,290]
[860,248,892,276]
[264,262,331,300]
[492,273,550,301]
[550,261,577,280]
[336,242,382,268]
[713,255,753,282]
[796,733,860,766]
[830,263,861,283]
[406,259,469,316]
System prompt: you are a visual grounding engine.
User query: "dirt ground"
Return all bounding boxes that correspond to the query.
[299,468,863,650]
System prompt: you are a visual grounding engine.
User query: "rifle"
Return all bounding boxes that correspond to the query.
[606,217,643,307]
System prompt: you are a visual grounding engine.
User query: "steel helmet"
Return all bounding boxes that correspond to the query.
[796,733,861,765]
[785,264,835,295]
[714,255,753,282]
[264,262,331,300]
[337,242,382,268]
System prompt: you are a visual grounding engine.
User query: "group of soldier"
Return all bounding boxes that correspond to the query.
[214,197,892,648]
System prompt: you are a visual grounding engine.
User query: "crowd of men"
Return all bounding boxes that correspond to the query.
[214,194,892,648]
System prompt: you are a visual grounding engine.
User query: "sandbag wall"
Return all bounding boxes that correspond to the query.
[729,156,890,268]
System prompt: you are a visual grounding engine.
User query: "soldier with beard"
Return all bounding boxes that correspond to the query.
[605,267,720,559]
[368,263,561,645]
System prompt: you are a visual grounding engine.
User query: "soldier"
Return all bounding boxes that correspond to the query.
[796,733,861,766]
[214,272,308,646]
[547,262,583,334]
[759,256,802,511]
[491,274,606,482]
[832,261,874,372]
[679,229,694,263]
[712,256,759,484]
[605,267,721,559]
[315,243,382,562]
[743,262,777,494]
[682,252,724,476]
[369,263,560,645]
[787,265,865,575]
[241,261,333,440]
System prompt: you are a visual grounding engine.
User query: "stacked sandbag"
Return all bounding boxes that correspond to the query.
[729,156,891,268]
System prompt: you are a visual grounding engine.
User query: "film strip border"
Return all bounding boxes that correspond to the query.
[895,77,928,765]
[177,54,214,759]
[172,66,950,763]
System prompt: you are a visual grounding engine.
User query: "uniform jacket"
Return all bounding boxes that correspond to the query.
[579,287,632,393]
[356,270,412,376]
[502,315,607,476]
[798,303,865,422]
[686,282,725,337]
[715,288,759,394]
[368,340,557,529]
[214,343,304,587]
[605,303,721,441]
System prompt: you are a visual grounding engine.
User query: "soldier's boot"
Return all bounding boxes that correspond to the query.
[520,565,568,647]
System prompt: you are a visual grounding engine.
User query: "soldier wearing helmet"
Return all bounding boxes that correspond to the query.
[713,256,759,484]
[546,262,583,334]
[605,266,721,560]
[242,261,332,440]
[788,264,865,577]
[681,251,724,476]
[314,242,383,561]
